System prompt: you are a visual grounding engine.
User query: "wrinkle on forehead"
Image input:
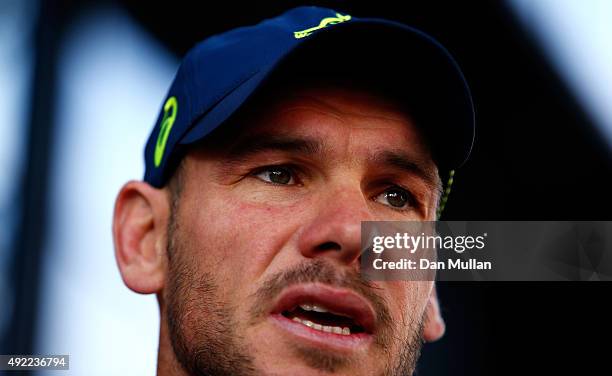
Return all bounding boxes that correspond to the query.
[194,81,434,169]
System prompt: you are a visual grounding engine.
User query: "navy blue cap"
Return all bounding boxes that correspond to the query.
[144,6,475,188]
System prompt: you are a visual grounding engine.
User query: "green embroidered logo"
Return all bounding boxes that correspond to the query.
[294,13,351,39]
[154,96,178,167]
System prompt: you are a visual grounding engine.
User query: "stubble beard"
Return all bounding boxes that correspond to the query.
[163,211,426,376]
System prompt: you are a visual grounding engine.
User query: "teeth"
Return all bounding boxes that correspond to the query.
[291,317,351,336]
[299,303,329,313]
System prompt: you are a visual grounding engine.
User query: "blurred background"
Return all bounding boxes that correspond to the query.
[1,0,611,375]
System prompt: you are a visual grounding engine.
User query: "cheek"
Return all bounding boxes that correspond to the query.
[385,281,432,322]
[178,189,311,288]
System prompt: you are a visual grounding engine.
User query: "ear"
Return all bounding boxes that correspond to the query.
[112,180,170,294]
[422,284,446,342]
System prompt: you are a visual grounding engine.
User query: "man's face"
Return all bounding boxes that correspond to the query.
[162,83,441,376]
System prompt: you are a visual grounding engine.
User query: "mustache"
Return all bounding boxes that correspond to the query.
[248,259,393,334]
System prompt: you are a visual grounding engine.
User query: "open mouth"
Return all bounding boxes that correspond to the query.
[282,303,365,335]
[268,283,376,349]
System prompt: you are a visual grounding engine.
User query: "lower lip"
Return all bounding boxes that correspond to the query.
[269,313,373,351]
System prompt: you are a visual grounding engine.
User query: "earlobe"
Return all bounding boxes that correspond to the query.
[422,285,446,342]
[113,180,169,294]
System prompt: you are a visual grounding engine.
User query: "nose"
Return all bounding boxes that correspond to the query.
[297,185,373,266]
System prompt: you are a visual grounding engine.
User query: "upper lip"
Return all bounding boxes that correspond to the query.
[270,283,377,334]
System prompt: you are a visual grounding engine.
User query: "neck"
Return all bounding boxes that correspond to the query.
[157,311,188,376]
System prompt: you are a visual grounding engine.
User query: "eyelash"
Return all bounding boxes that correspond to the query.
[251,164,302,186]
[250,165,418,211]
[374,184,418,212]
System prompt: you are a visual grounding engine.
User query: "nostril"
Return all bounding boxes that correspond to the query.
[317,241,341,251]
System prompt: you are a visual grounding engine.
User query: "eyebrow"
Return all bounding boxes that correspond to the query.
[224,133,324,162]
[222,132,441,192]
[369,150,441,193]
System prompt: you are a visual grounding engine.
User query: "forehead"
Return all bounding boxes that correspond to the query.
[212,81,433,157]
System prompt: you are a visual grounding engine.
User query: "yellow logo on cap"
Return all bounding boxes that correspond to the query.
[154,96,178,167]
[294,13,351,39]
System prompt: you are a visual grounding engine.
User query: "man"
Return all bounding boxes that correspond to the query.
[112,6,474,376]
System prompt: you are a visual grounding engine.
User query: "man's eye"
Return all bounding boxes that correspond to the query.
[375,187,414,209]
[253,166,296,185]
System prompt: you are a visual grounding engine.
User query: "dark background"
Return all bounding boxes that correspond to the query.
[4,0,612,375]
